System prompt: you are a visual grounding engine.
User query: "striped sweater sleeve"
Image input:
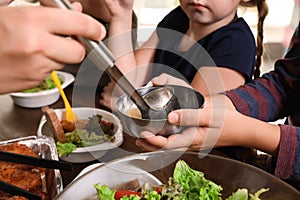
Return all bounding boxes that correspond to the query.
[226,23,300,179]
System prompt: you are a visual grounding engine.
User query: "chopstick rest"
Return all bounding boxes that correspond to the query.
[0,150,73,171]
[0,180,42,200]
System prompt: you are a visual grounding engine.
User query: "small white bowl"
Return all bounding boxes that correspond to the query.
[9,71,74,108]
[37,107,123,163]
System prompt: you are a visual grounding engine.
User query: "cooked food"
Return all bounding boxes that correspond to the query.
[127,106,142,119]
[22,75,63,93]
[42,107,67,143]
[42,107,116,157]
[0,143,46,200]
[93,160,269,200]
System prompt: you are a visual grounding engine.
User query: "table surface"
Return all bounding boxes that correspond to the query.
[1,82,298,192]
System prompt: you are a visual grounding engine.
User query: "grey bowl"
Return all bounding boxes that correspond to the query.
[116,85,204,137]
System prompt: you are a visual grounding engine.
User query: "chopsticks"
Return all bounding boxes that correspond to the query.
[0,180,42,200]
[0,150,73,171]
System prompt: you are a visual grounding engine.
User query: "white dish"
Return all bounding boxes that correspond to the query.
[55,158,162,200]
[9,71,74,108]
[37,107,123,163]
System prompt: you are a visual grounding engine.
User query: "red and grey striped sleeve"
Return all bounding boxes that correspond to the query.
[225,22,300,180]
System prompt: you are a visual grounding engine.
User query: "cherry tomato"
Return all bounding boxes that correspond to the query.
[156,187,163,194]
[114,190,140,200]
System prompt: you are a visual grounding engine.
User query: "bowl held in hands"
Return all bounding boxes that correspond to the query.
[116,85,204,137]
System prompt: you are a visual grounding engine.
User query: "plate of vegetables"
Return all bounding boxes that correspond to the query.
[9,71,74,108]
[37,107,123,163]
[55,150,300,199]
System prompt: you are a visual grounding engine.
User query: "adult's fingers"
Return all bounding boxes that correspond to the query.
[42,34,86,64]
[37,7,105,41]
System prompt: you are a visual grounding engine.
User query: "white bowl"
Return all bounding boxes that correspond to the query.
[9,71,74,108]
[55,158,162,199]
[37,107,123,163]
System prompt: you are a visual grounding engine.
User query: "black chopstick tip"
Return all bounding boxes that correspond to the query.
[0,180,42,200]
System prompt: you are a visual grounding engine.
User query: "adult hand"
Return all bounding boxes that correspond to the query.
[0,5,106,93]
[0,0,13,6]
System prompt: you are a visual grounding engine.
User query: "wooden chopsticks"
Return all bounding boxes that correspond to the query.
[0,180,42,200]
[0,150,73,171]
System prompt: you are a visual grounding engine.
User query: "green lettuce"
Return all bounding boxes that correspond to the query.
[225,188,269,200]
[56,142,77,157]
[173,160,223,200]
[94,184,115,200]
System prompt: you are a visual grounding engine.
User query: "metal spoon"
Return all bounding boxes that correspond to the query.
[39,0,177,119]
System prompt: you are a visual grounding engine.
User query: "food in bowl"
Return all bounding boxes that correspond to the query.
[93,160,269,200]
[9,71,74,108]
[0,136,62,200]
[116,85,204,137]
[54,151,300,199]
[38,107,123,163]
[43,107,116,157]
[22,74,63,93]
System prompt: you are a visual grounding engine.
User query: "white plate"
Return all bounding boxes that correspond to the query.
[9,71,74,108]
[37,107,123,163]
[55,156,162,200]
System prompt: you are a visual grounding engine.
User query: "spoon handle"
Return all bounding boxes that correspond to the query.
[51,71,77,122]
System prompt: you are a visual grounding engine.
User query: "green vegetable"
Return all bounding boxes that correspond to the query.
[93,161,269,200]
[173,160,223,200]
[23,75,63,93]
[94,184,115,200]
[65,128,114,147]
[249,188,269,200]
[57,114,116,157]
[159,177,184,199]
[225,188,269,200]
[226,188,248,200]
[120,195,141,200]
[56,142,77,157]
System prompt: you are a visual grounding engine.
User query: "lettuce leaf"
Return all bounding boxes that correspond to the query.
[173,160,223,200]
[226,188,248,200]
[56,142,77,157]
[94,184,115,200]
[225,188,269,200]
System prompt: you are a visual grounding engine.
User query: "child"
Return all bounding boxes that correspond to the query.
[100,0,268,109]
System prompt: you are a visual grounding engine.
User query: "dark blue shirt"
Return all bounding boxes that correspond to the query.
[151,6,256,83]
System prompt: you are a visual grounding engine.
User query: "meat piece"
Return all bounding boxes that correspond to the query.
[60,120,75,133]
[115,179,140,191]
[41,107,67,143]
[0,143,46,200]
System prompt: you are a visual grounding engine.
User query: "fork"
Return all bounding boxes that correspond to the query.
[51,71,78,122]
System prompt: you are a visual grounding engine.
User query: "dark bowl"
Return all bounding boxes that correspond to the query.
[56,150,300,199]
[116,85,204,137]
